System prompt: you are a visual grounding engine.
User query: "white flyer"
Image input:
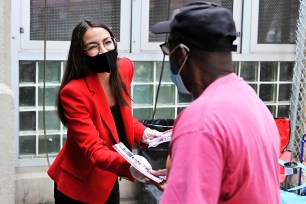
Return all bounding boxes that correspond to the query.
[148,129,172,148]
[113,142,164,183]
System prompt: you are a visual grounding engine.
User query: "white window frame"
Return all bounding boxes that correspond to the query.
[250,0,296,53]
[20,0,131,54]
[140,0,243,53]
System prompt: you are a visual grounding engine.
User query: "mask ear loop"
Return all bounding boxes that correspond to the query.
[177,43,190,75]
[177,54,189,75]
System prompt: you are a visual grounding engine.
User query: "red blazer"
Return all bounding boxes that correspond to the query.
[48,58,146,203]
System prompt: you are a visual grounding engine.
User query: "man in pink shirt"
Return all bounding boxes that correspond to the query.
[149,2,281,203]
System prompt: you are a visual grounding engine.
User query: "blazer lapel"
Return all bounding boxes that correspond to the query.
[85,74,119,143]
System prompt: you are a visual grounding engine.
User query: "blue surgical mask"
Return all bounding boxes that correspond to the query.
[170,68,191,95]
[169,49,191,95]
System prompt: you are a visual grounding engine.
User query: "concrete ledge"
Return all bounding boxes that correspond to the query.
[15,167,54,204]
[15,166,138,204]
[119,178,138,200]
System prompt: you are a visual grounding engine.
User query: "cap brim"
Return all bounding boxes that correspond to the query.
[151,21,171,34]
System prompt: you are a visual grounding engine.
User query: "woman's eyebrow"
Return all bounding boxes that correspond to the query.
[85,36,111,45]
[102,36,112,41]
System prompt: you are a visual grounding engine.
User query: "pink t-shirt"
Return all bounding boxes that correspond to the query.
[161,73,281,204]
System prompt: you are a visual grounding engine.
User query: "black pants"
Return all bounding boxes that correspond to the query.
[54,180,120,204]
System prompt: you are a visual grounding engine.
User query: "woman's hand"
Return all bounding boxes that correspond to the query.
[141,128,163,144]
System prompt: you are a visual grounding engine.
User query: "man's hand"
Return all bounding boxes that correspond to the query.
[150,169,167,191]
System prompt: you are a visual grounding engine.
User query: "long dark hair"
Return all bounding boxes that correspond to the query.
[56,20,130,126]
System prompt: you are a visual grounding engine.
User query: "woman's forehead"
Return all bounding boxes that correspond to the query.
[83,27,111,43]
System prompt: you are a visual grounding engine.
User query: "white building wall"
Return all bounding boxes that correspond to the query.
[0,0,15,203]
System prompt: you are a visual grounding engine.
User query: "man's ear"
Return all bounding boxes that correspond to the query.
[179,44,189,59]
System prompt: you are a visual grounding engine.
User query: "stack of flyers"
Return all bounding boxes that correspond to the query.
[113,142,164,183]
[148,129,172,148]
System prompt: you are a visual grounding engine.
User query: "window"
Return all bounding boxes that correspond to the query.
[21,0,131,52]
[132,60,294,121]
[238,61,294,117]
[19,61,64,159]
[250,0,299,53]
[140,0,242,52]
[132,61,192,120]
[18,59,294,161]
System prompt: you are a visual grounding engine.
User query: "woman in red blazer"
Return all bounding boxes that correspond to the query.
[48,20,161,204]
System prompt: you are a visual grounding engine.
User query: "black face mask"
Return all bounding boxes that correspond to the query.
[85,49,118,73]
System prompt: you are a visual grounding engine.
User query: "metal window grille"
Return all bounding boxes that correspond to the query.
[30,0,121,41]
[148,0,233,42]
[258,0,299,44]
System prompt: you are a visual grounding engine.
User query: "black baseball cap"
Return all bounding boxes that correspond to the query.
[151,1,237,52]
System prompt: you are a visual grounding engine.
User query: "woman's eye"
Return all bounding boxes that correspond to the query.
[104,40,112,45]
[87,44,98,50]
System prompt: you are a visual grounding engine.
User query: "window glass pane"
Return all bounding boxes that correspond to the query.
[63,134,67,145]
[156,84,175,105]
[155,108,175,119]
[133,85,153,105]
[20,111,36,131]
[30,0,121,41]
[20,87,35,107]
[258,0,299,44]
[38,86,57,106]
[248,83,257,92]
[278,105,290,118]
[280,62,294,81]
[133,62,154,82]
[38,134,60,155]
[241,62,258,82]
[148,0,233,42]
[233,61,239,74]
[177,107,187,115]
[267,105,276,116]
[259,84,276,102]
[19,61,36,83]
[260,62,277,81]
[38,61,61,83]
[19,136,36,156]
[156,61,171,82]
[178,93,193,104]
[278,84,292,101]
[133,108,153,121]
[38,110,60,131]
